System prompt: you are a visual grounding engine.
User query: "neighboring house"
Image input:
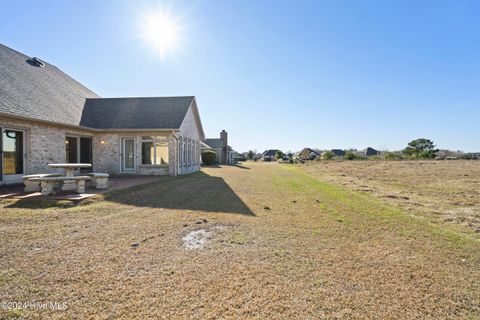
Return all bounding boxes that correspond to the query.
[230,150,240,163]
[331,149,346,157]
[0,44,205,184]
[434,149,462,160]
[204,130,236,164]
[464,152,480,160]
[299,148,321,161]
[292,151,301,161]
[261,149,280,161]
[362,147,379,157]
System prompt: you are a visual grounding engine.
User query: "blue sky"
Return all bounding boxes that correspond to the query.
[1,0,479,152]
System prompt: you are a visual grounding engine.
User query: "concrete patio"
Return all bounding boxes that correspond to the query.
[0,175,165,201]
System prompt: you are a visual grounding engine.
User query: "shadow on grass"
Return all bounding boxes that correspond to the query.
[201,164,250,170]
[4,198,78,209]
[104,171,254,215]
[4,172,254,215]
[232,164,250,170]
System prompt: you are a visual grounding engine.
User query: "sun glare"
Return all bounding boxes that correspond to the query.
[141,11,181,59]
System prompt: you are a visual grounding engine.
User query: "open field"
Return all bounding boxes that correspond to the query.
[301,160,480,235]
[1,162,479,319]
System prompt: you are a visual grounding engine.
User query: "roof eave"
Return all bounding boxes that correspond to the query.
[0,112,181,132]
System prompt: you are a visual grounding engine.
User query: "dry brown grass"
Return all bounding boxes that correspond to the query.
[0,162,479,319]
[302,160,480,235]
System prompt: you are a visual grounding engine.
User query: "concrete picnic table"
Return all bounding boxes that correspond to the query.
[48,163,92,177]
[47,163,92,190]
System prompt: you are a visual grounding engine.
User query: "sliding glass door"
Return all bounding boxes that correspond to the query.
[66,136,92,173]
[2,128,25,181]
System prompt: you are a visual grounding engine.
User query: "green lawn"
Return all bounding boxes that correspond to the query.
[0,162,478,319]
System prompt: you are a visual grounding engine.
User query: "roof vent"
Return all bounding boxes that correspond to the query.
[31,57,45,68]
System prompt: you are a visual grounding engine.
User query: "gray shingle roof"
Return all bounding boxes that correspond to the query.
[301,148,321,155]
[331,149,345,156]
[362,147,379,156]
[262,149,279,157]
[0,44,196,130]
[205,138,224,149]
[81,96,194,129]
[0,44,99,126]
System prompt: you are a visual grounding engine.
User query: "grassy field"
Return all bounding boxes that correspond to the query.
[301,160,480,236]
[0,162,479,319]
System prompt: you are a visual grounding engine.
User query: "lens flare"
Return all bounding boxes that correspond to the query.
[140,10,181,59]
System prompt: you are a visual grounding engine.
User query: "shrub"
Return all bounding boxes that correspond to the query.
[322,151,335,160]
[384,152,396,160]
[275,150,285,160]
[384,151,404,160]
[344,151,357,160]
[201,151,217,165]
[418,150,436,159]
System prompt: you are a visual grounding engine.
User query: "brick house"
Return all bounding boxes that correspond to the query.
[204,130,236,164]
[0,44,205,184]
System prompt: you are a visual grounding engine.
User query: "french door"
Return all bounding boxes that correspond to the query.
[121,138,135,173]
[66,136,92,173]
[2,128,25,182]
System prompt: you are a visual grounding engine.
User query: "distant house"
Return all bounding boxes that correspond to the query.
[362,147,379,157]
[434,149,462,160]
[261,149,280,162]
[465,152,480,159]
[203,130,236,164]
[299,148,321,161]
[331,149,345,157]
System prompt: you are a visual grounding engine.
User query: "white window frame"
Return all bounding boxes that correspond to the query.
[141,136,169,165]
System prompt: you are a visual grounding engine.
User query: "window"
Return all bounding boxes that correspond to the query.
[183,140,187,166]
[179,137,183,165]
[196,142,199,164]
[142,136,169,165]
[187,139,191,165]
[2,129,24,175]
[155,142,169,165]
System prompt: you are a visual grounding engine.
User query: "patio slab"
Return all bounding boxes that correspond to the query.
[0,175,165,201]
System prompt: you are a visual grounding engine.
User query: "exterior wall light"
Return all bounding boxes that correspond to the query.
[100,140,105,144]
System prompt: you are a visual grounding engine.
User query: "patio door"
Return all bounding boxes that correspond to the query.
[121,138,135,173]
[2,128,25,182]
[66,136,92,173]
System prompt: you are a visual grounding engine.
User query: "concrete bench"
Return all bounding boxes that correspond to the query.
[22,173,63,192]
[29,176,92,196]
[85,173,109,189]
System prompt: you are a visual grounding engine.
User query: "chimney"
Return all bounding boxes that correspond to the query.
[220,130,228,148]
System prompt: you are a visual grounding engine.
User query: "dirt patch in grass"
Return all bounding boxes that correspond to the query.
[0,162,479,319]
[301,160,480,235]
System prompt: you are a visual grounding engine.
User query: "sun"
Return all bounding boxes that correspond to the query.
[140,11,181,59]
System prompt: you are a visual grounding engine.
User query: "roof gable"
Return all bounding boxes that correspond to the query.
[179,98,205,140]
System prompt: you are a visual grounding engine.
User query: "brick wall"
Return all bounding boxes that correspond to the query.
[1,111,202,183]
